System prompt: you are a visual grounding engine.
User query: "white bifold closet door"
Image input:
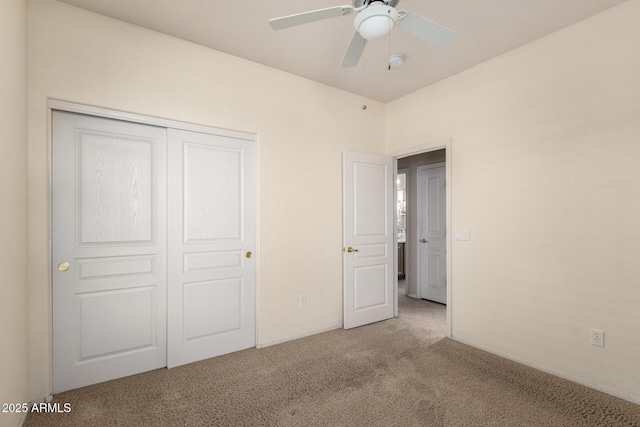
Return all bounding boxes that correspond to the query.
[52,111,255,393]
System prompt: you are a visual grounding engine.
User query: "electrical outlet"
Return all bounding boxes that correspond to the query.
[591,329,604,347]
[299,295,306,308]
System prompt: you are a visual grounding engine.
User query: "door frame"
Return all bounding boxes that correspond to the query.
[46,99,260,394]
[389,139,452,337]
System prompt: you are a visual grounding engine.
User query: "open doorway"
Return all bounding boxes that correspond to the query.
[395,149,447,336]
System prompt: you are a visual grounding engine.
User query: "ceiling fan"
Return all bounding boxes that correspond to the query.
[269,0,457,68]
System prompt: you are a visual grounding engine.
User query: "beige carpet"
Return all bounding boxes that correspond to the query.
[26,295,639,426]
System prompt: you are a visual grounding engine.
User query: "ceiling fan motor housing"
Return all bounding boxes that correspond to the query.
[353,0,399,7]
[354,3,400,40]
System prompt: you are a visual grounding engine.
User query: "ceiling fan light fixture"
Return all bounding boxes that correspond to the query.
[354,4,399,40]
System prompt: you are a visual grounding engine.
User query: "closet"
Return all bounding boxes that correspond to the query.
[52,111,255,393]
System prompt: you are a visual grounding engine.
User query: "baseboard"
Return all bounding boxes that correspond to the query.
[451,336,640,405]
[256,325,342,349]
[16,395,53,427]
[407,293,417,299]
[17,412,28,427]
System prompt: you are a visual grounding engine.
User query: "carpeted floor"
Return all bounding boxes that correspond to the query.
[26,294,639,426]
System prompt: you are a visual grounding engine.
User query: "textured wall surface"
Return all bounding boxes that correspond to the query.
[386,1,640,403]
[0,0,29,426]
[26,0,640,406]
[27,0,385,400]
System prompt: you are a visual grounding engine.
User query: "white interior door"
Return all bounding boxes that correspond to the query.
[52,111,167,393]
[343,150,394,329]
[167,129,255,368]
[418,164,447,303]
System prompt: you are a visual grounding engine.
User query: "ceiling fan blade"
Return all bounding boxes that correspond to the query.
[340,31,367,68]
[269,5,354,30]
[397,10,457,47]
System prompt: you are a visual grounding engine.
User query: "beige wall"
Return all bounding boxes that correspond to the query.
[387,2,640,402]
[397,150,446,297]
[27,0,385,400]
[24,0,639,406]
[0,0,29,426]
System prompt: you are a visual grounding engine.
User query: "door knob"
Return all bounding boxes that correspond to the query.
[345,247,359,253]
[58,262,70,271]
[420,239,429,243]
[246,251,253,259]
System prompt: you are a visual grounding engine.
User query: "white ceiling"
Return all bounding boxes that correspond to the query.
[56,0,627,103]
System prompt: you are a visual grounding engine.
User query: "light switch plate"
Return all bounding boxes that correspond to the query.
[454,229,471,241]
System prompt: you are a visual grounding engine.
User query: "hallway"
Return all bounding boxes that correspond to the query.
[397,279,446,336]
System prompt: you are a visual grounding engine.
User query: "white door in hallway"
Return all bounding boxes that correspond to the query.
[343,150,394,329]
[417,164,446,304]
[52,111,168,393]
[167,129,256,368]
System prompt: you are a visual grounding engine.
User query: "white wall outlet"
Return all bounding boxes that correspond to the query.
[591,329,604,347]
[299,295,306,308]
[454,229,471,241]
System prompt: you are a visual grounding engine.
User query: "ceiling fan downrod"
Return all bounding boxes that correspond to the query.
[355,0,399,7]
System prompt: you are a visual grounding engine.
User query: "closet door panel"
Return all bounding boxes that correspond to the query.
[52,111,167,393]
[167,129,255,368]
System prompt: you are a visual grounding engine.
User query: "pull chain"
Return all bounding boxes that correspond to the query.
[388,8,392,70]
